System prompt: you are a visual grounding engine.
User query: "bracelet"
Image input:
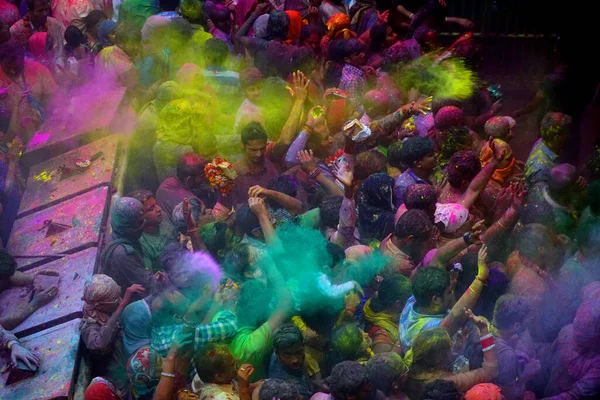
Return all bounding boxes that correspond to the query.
[482,344,496,353]
[463,232,474,245]
[475,275,487,284]
[468,283,482,295]
[188,228,198,233]
[309,168,321,180]
[497,220,508,229]
[183,315,199,329]
[7,340,17,350]
[161,372,176,378]
[303,124,315,135]
[480,335,494,349]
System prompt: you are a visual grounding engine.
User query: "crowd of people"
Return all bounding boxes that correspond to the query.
[0,0,598,399]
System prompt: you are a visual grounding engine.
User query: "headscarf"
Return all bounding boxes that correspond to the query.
[434,203,470,234]
[286,10,303,44]
[28,32,48,59]
[480,138,515,186]
[484,116,515,138]
[98,19,117,48]
[156,98,195,145]
[84,377,120,400]
[345,245,373,262]
[175,63,202,87]
[239,67,263,88]
[253,14,269,39]
[95,45,135,81]
[362,298,399,339]
[82,274,122,325]
[464,383,503,400]
[326,13,356,39]
[111,197,146,240]
[141,15,170,43]
[434,106,464,130]
[357,173,397,241]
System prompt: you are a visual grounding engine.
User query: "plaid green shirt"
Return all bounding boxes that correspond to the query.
[151,311,238,357]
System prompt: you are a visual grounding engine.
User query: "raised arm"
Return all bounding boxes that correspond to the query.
[440,245,489,336]
[0,285,58,330]
[272,71,310,160]
[249,197,280,246]
[249,185,304,216]
[297,150,344,196]
[370,96,432,137]
[234,3,270,48]
[430,221,485,268]
[460,138,504,209]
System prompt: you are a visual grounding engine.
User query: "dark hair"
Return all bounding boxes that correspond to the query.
[259,379,299,400]
[371,274,412,311]
[366,353,408,395]
[26,0,45,10]
[300,24,322,45]
[320,195,344,229]
[0,250,17,279]
[422,379,461,400]
[273,323,303,350]
[176,152,206,183]
[446,151,481,188]
[199,221,229,259]
[400,137,435,168]
[432,98,461,115]
[412,267,450,308]
[540,112,572,143]
[439,126,472,161]
[204,1,230,23]
[515,223,554,262]
[340,38,364,60]
[241,121,268,145]
[369,23,388,52]
[327,242,346,267]
[576,220,600,251]
[387,141,405,169]
[331,323,364,363]
[0,40,24,63]
[520,190,555,228]
[64,26,86,48]
[267,10,290,40]
[493,294,531,330]
[404,184,438,211]
[394,209,433,241]
[159,242,189,274]
[329,361,370,400]
[235,203,260,237]
[411,327,453,373]
[127,189,155,204]
[84,10,106,31]
[159,0,180,11]
[222,243,251,283]
[267,175,298,210]
[203,38,229,66]
[355,150,387,180]
[237,279,272,327]
[193,343,235,383]
[114,22,141,48]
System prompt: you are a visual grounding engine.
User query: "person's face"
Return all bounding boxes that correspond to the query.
[30,0,49,27]
[385,26,398,47]
[245,84,261,103]
[0,24,10,44]
[1,54,24,78]
[346,51,366,67]
[303,33,320,53]
[277,343,305,371]
[215,353,238,383]
[415,151,437,172]
[243,139,267,166]
[143,197,163,227]
[439,283,456,311]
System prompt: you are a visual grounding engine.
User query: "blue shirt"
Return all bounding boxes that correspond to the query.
[525,139,559,185]
[399,296,444,350]
[394,169,429,207]
[203,66,240,96]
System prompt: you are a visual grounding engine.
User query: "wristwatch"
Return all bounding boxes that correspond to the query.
[463,232,474,245]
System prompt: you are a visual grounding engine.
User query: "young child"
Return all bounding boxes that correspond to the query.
[192,343,254,400]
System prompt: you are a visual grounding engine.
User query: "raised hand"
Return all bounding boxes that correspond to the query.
[464,308,489,333]
[489,137,507,161]
[10,344,40,370]
[237,363,255,383]
[477,244,489,282]
[248,197,269,218]
[248,185,269,198]
[288,71,310,102]
[122,284,146,306]
[470,220,486,243]
[32,285,58,307]
[297,150,318,174]
[510,181,527,212]
[332,163,353,189]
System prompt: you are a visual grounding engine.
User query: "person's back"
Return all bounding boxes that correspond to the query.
[118,0,160,32]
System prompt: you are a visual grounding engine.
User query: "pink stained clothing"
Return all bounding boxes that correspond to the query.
[51,0,97,33]
[0,0,19,27]
[234,98,264,133]
[235,0,256,30]
[10,16,65,52]
[28,32,48,60]
[94,45,136,86]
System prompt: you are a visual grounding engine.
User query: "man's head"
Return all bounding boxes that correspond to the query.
[422,380,461,400]
[549,163,577,193]
[0,40,25,79]
[394,137,436,172]
[241,121,268,167]
[576,220,600,259]
[392,209,436,261]
[128,189,163,228]
[267,175,298,210]
[515,223,563,273]
[447,151,481,190]
[0,250,17,280]
[259,379,301,400]
[412,327,453,371]
[412,267,453,312]
[205,2,232,34]
[492,294,530,338]
[331,323,371,363]
[363,90,389,119]
[341,38,366,67]
[267,10,290,40]
[194,343,238,384]
[240,67,263,103]
[233,203,261,238]
[26,0,49,28]
[159,0,179,11]
[540,112,572,154]
[320,195,344,229]
[366,353,408,396]
[203,38,229,67]
[404,184,438,220]
[355,150,388,181]
[84,10,106,38]
[0,21,10,44]
[374,274,412,313]
[273,324,305,371]
[300,24,322,55]
[484,116,515,141]
[329,361,373,400]
[176,152,207,190]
